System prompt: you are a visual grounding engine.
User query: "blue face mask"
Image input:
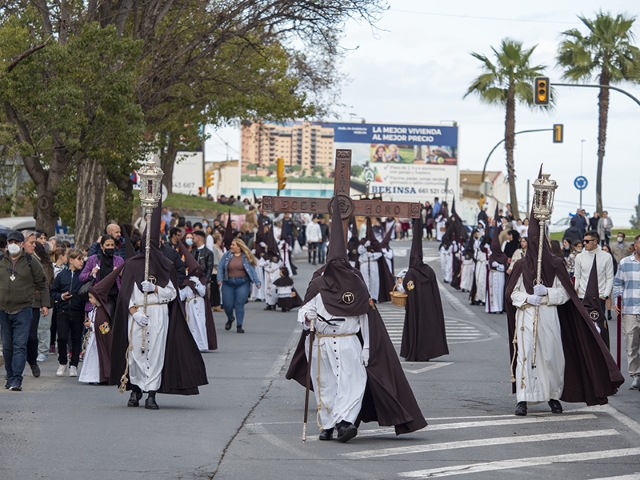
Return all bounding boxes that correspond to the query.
[186,238,193,246]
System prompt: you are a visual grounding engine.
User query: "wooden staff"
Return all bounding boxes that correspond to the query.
[302,316,315,443]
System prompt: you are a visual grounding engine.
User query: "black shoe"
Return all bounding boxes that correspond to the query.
[145,393,159,410]
[9,384,22,391]
[337,423,358,443]
[237,327,245,333]
[30,364,40,378]
[264,305,273,311]
[319,428,334,441]
[548,399,563,414]
[225,318,234,330]
[515,402,527,416]
[128,391,143,407]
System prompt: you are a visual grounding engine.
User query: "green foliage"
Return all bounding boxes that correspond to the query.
[266,164,278,172]
[134,193,245,213]
[246,163,258,171]
[290,165,302,172]
[351,165,364,178]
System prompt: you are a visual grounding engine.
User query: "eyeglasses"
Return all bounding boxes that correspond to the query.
[583,239,595,244]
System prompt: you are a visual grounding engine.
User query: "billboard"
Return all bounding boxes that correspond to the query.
[326,122,458,204]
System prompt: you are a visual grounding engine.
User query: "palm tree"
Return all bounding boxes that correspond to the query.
[465,39,547,219]
[557,12,640,214]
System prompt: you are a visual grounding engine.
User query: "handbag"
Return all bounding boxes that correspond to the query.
[77,277,95,302]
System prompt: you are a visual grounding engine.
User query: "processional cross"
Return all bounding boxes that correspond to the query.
[262,150,421,236]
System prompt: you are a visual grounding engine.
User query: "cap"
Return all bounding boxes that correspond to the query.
[7,230,24,243]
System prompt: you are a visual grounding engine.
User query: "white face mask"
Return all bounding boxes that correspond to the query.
[618,237,624,243]
[7,243,21,257]
[202,222,208,228]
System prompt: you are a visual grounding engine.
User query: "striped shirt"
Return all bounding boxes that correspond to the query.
[613,253,640,315]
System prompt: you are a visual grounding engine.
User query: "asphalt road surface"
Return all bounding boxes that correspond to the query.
[2,240,640,479]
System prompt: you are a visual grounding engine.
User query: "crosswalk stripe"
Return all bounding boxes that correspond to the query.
[340,429,619,459]
[404,362,453,374]
[354,413,597,438]
[398,447,640,478]
[588,475,640,480]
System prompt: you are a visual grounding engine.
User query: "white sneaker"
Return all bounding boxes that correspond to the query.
[36,354,47,362]
[69,366,78,377]
[56,364,67,377]
[630,377,640,390]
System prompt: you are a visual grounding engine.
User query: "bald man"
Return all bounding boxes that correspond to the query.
[87,224,126,259]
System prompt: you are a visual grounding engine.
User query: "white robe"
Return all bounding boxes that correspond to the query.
[439,245,453,283]
[486,261,505,313]
[460,257,475,292]
[474,247,489,303]
[298,293,369,430]
[264,259,282,306]
[180,282,209,352]
[435,215,447,241]
[382,248,394,274]
[128,282,177,392]
[78,308,100,384]
[252,257,267,301]
[511,274,569,403]
[357,246,382,301]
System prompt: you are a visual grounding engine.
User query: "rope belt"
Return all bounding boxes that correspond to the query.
[183,296,200,324]
[313,331,358,430]
[132,302,165,309]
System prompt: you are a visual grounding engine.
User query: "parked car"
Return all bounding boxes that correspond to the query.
[0,216,36,231]
[548,216,573,233]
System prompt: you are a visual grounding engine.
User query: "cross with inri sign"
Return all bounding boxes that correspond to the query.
[261,150,421,229]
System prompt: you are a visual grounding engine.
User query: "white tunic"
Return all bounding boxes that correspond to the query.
[264,259,282,306]
[78,308,100,384]
[252,257,267,301]
[439,245,453,283]
[486,262,505,313]
[382,247,394,274]
[460,257,475,292]
[435,216,447,241]
[511,274,569,402]
[298,294,369,430]
[474,247,489,303]
[128,282,177,392]
[357,246,382,301]
[180,282,209,352]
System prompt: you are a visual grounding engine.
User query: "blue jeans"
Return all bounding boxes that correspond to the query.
[222,276,251,327]
[0,307,33,387]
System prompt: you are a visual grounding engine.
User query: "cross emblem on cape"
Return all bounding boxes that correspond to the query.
[262,150,421,238]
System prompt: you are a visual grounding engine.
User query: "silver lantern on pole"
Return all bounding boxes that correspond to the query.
[530,172,557,368]
[137,159,164,317]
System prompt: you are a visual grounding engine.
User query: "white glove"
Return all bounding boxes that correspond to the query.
[260,242,267,248]
[495,264,505,272]
[527,295,542,307]
[189,276,201,285]
[141,281,155,293]
[132,311,149,326]
[361,347,370,367]
[491,261,500,268]
[364,240,371,247]
[533,284,547,296]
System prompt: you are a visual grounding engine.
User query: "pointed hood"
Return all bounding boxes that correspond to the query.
[177,239,204,287]
[362,217,382,251]
[583,256,604,322]
[223,210,234,250]
[409,216,435,283]
[489,204,508,266]
[451,198,468,242]
[120,223,135,260]
[309,197,370,316]
[254,214,267,259]
[265,223,280,261]
[381,220,395,249]
[89,262,127,318]
[138,200,173,289]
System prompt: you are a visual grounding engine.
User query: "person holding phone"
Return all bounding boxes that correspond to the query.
[50,249,87,377]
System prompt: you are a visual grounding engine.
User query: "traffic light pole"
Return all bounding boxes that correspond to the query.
[552,83,640,107]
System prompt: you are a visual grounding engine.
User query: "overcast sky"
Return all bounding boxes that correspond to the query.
[206,0,640,226]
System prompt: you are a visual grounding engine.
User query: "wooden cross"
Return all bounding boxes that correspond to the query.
[262,150,421,227]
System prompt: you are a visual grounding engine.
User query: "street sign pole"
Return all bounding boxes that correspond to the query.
[574,176,588,210]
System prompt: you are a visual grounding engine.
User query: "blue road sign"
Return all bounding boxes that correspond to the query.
[574,176,588,190]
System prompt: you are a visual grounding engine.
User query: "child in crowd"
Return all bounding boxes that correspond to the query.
[78,292,105,384]
[273,267,302,312]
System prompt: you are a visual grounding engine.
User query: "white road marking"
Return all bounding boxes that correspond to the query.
[438,281,475,316]
[404,362,453,374]
[353,413,597,438]
[340,429,619,459]
[398,447,640,478]
[589,475,640,480]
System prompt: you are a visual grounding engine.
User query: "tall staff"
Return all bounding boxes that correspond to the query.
[302,316,315,443]
[530,173,558,367]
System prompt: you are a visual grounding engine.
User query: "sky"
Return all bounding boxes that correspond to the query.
[205,0,640,226]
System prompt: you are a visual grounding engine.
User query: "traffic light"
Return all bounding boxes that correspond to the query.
[552,124,564,143]
[205,170,215,188]
[198,186,204,196]
[276,157,286,193]
[534,77,549,106]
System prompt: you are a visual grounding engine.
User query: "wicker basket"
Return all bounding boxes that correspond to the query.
[390,284,408,307]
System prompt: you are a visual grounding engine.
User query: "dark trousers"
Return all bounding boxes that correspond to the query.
[27,308,40,366]
[210,281,221,307]
[318,241,327,264]
[308,242,319,263]
[50,305,58,349]
[56,310,84,367]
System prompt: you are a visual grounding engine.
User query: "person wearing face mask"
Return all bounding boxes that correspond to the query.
[611,232,631,265]
[80,235,125,320]
[0,231,48,391]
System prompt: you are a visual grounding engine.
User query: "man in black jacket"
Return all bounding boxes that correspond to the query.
[191,231,214,284]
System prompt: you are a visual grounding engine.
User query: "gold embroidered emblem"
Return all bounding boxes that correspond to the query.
[342,292,355,304]
[407,281,415,291]
[590,310,600,321]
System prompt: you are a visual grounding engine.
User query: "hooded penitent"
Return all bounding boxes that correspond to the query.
[401,217,449,361]
[177,239,217,350]
[363,217,395,303]
[582,256,609,349]
[489,205,508,268]
[109,199,208,395]
[254,215,267,259]
[347,217,360,267]
[265,222,281,263]
[505,193,623,404]
[286,199,427,435]
[450,198,468,243]
[223,211,234,251]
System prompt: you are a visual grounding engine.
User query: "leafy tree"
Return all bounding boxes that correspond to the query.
[464,39,547,218]
[351,165,364,177]
[557,12,640,213]
[246,163,258,172]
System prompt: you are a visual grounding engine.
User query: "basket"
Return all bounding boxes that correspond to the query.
[390,284,408,307]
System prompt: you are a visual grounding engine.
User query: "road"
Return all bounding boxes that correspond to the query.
[2,240,640,479]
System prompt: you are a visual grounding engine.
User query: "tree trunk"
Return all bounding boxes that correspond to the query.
[34,186,58,238]
[596,68,610,215]
[160,134,179,195]
[504,86,519,219]
[75,158,107,247]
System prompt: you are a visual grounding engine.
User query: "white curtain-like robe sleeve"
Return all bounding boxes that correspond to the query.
[194,281,207,297]
[383,248,393,260]
[543,278,570,307]
[157,283,177,303]
[370,251,382,261]
[298,293,318,328]
[360,311,369,350]
[510,276,529,308]
[179,286,191,302]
